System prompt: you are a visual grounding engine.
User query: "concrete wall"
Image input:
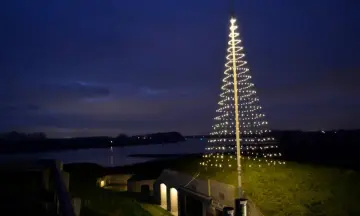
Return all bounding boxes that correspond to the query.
[128,179,155,193]
[209,179,235,208]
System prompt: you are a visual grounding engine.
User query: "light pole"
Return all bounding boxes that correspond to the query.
[230,16,242,199]
[229,7,248,216]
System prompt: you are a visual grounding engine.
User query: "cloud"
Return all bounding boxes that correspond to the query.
[257,68,360,130]
[2,80,110,104]
[259,68,360,106]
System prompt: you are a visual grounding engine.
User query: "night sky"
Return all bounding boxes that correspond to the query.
[1,0,359,137]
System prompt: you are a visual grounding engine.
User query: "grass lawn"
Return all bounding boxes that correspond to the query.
[64,156,360,216]
[114,192,173,216]
[140,203,172,216]
[170,156,360,216]
[79,189,152,216]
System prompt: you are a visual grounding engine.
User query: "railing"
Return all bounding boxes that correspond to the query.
[0,159,76,216]
[40,160,76,216]
[50,161,76,216]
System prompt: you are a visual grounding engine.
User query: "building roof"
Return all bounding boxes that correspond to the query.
[178,186,212,202]
[128,172,160,182]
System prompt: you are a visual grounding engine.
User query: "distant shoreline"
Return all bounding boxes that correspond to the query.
[0,140,186,155]
[128,153,202,158]
[0,132,186,155]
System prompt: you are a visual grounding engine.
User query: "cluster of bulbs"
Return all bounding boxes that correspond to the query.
[217,102,262,112]
[199,156,286,169]
[201,17,284,169]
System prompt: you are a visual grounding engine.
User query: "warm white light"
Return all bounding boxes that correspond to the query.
[170,188,178,215]
[100,180,105,188]
[160,183,167,209]
[201,16,285,168]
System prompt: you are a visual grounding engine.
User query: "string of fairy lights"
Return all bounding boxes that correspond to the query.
[200,17,285,169]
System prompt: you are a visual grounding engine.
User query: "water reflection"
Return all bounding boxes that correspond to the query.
[0,139,207,167]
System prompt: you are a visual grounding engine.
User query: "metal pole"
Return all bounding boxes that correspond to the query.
[230,17,242,199]
[235,198,248,216]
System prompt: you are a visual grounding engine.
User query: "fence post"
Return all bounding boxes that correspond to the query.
[235,198,248,216]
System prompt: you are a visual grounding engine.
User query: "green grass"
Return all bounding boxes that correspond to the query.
[64,157,360,216]
[80,189,151,216]
[101,190,172,216]
[170,157,360,216]
[141,204,173,216]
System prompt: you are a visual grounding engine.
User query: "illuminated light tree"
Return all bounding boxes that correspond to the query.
[200,15,284,173]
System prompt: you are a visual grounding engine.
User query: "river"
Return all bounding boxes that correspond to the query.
[0,139,207,167]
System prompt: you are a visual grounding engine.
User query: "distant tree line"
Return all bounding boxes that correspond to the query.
[0,131,47,141]
[0,131,185,154]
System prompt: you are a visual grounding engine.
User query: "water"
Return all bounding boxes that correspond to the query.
[0,139,207,167]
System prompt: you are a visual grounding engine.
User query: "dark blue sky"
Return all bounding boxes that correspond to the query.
[1,0,359,137]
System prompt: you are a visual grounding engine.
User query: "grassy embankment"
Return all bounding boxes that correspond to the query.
[200,160,360,216]
[64,155,360,216]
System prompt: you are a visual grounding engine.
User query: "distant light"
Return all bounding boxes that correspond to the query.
[110,140,113,143]
[100,180,105,188]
